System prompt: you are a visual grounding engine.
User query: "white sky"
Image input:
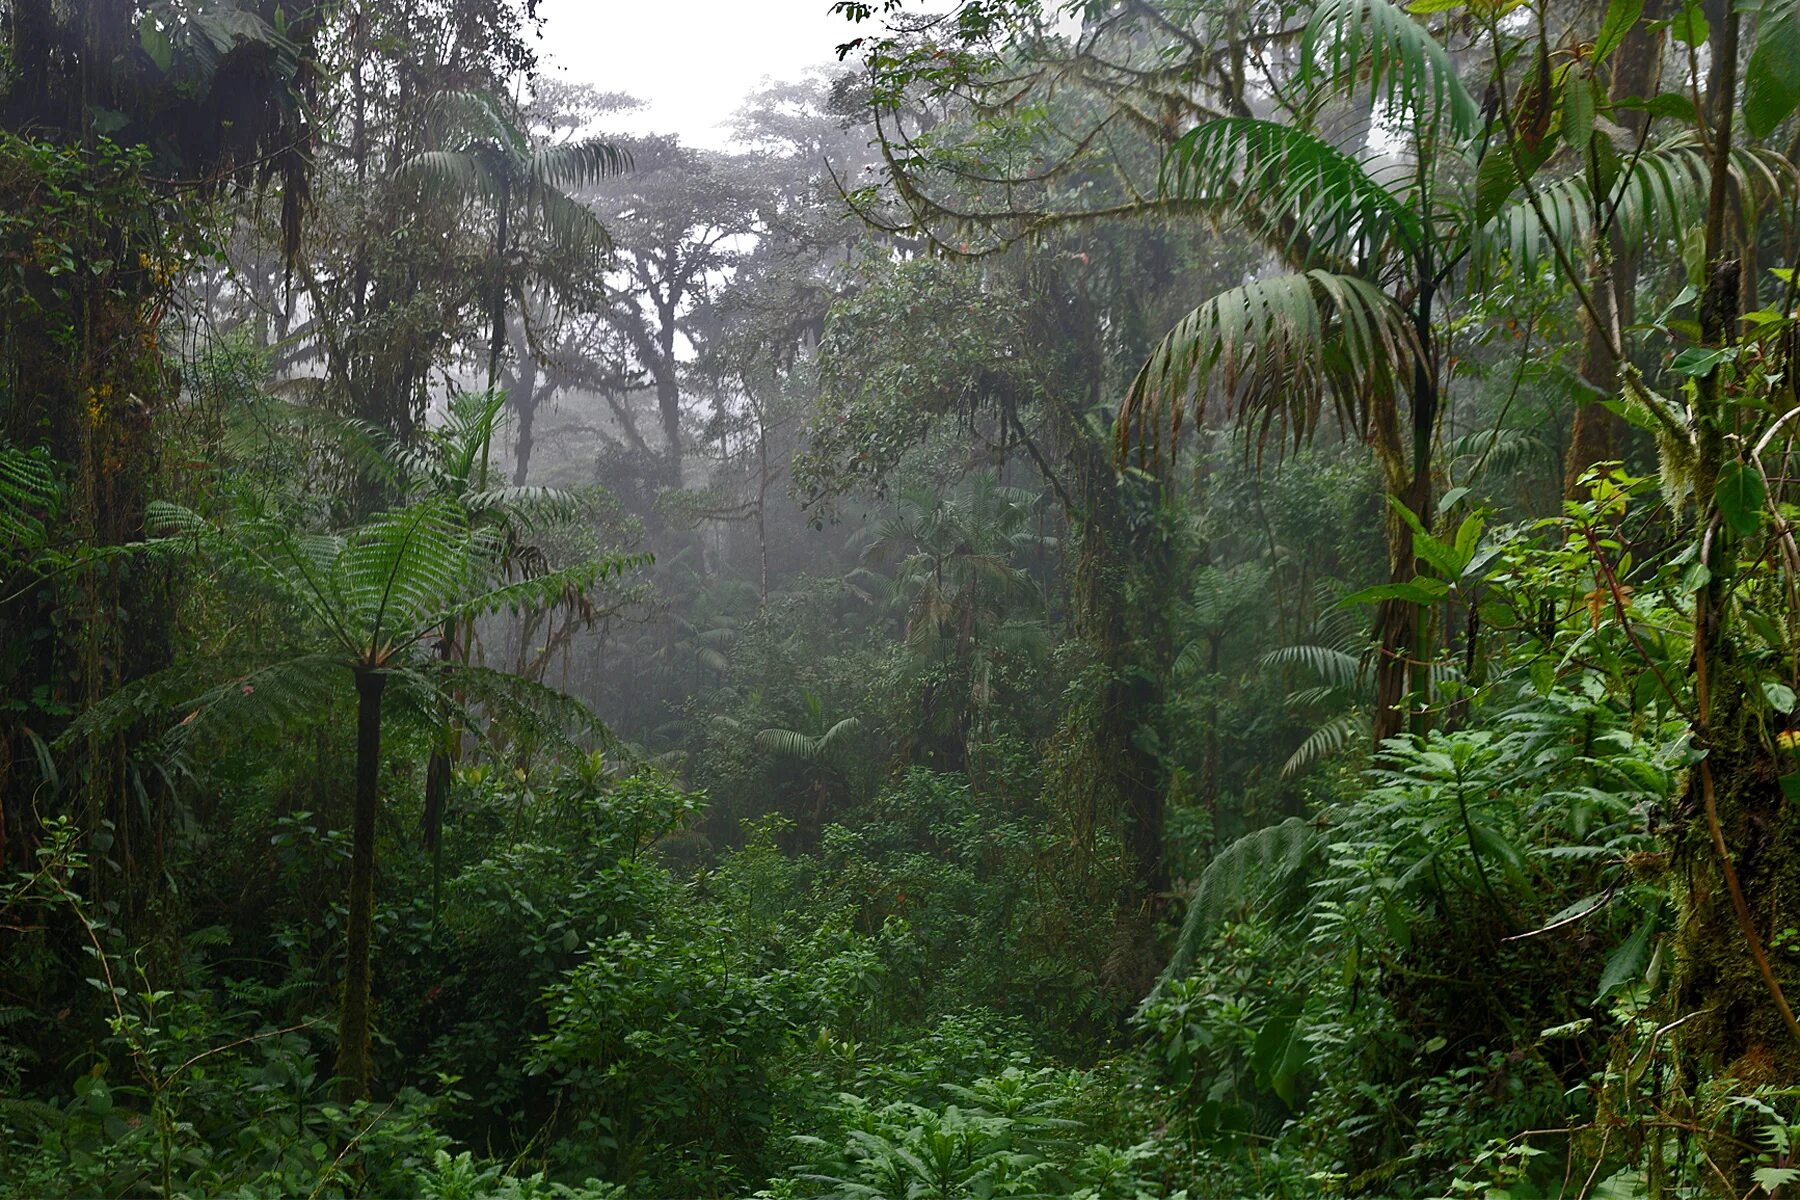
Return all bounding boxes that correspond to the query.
[533,0,853,149]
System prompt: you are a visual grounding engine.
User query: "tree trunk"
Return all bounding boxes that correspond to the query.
[1374,287,1439,745]
[337,667,386,1103]
[1674,0,1800,1143]
[1563,0,1663,495]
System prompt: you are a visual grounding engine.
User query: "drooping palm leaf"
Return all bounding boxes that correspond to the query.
[1281,711,1367,779]
[1301,0,1479,139]
[1118,270,1418,460]
[1162,118,1420,271]
[1157,817,1323,988]
[1478,140,1795,270]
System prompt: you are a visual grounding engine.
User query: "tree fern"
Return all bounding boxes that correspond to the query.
[1159,817,1323,988]
[0,443,57,563]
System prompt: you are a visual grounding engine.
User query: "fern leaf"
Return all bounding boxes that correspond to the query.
[1160,818,1323,986]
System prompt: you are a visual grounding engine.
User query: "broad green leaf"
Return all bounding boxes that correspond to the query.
[1670,0,1708,45]
[1340,577,1452,607]
[1715,460,1768,537]
[1766,680,1798,713]
[1596,917,1655,1001]
[1670,345,1734,377]
[1468,821,1530,891]
[1594,0,1645,61]
[1473,149,1521,225]
[1633,92,1698,122]
[1564,70,1597,148]
[138,15,173,72]
[1744,0,1800,138]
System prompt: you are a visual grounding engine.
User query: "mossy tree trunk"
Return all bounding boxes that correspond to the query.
[1673,0,1800,1120]
[336,666,386,1103]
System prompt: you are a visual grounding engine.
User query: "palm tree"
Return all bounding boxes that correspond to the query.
[399,90,631,484]
[756,690,865,828]
[1116,0,1769,743]
[63,490,636,1101]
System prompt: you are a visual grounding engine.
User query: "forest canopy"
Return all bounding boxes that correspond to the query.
[3,0,1800,1196]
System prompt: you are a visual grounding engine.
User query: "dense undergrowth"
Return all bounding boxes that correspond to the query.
[7,0,1800,1196]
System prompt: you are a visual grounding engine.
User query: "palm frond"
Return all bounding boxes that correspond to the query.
[1480,141,1793,269]
[397,149,505,202]
[1163,118,1418,269]
[757,727,825,759]
[528,138,632,191]
[1282,711,1367,778]
[531,182,616,267]
[1158,817,1323,988]
[1260,642,1364,689]
[1302,0,1479,138]
[1119,270,1417,461]
[428,89,526,154]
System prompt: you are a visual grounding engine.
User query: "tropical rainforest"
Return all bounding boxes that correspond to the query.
[4,0,1800,1195]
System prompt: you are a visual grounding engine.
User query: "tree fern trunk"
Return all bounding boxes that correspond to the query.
[337,666,385,1103]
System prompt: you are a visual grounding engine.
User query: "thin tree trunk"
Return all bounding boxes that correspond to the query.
[337,667,386,1103]
[1563,0,1663,494]
[1374,286,1439,745]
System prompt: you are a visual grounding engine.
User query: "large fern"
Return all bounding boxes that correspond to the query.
[0,443,57,565]
[1157,817,1323,989]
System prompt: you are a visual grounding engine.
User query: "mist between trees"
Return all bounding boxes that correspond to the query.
[3,0,1800,1196]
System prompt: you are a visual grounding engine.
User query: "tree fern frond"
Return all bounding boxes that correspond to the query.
[167,654,347,755]
[333,499,473,653]
[433,553,644,628]
[443,663,616,759]
[1159,817,1322,987]
[0,443,58,562]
